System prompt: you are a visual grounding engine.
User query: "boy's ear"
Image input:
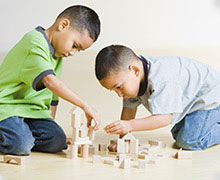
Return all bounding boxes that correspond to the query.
[58,18,70,31]
[129,64,140,77]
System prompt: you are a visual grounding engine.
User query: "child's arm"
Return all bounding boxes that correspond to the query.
[51,105,57,119]
[42,74,100,130]
[105,114,172,135]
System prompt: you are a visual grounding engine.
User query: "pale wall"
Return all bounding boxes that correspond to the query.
[0,0,220,52]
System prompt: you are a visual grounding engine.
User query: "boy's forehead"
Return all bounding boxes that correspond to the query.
[71,29,93,50]
[100,71,125,89]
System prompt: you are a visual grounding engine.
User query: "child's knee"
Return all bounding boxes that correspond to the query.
[3,136,35,155]
[46,128,67,152]
[175,135,207,150]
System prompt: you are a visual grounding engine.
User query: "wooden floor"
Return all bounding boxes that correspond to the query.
[0,126,219,180]
[0,50,220,179]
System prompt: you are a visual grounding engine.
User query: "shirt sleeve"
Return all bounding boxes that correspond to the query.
[20,47,55,91]
[123,97,141,108]
[148,82,183,114]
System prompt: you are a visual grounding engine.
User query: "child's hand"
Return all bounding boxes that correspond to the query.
[104,120,132,135]
[82,104,100,131]
[108,142,117,152]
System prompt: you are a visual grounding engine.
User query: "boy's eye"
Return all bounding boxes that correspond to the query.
[73,44,81,52]
[73,44,77,49]
[116,86,121,89]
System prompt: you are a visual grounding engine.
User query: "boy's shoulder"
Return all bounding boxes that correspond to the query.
[22,26,48,50]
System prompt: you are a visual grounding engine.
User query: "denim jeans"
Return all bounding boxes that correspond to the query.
[171,105,220,150]
[0,116,67,155]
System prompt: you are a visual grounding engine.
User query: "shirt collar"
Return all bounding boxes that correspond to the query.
[35,26,55,58]
[137,55,149,96]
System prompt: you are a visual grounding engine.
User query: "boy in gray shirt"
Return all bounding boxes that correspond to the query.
[95,45,220,150]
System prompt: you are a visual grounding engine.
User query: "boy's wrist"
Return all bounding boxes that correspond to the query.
[129,120,135,132]
[79,101,89,110]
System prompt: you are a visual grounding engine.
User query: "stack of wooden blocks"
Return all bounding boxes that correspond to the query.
[70,107,95,159]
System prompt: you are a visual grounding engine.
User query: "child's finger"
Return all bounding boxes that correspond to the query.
[108,126,121,133]
[106,121,120,129]
[110,128,123,134]
[93,119,100,131]
[112,143,117,152]
[108,144,114,152]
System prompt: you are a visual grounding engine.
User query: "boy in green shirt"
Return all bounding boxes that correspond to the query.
[0,5,101,155]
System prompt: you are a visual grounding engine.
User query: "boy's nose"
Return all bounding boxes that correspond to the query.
[69,49,77,56]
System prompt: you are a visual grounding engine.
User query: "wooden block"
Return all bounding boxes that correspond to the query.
[140,149,151,155]
[130,139,139,155]
[78,137,89,142]
[88,127,95,141]
[81,144,89,158]
[138,154,149,160]
[145,145,160,152]
[138,159,146,169]
[119,158,130,169]
[129,154,138,161]
[71,114,81,128]
[98,144,108,151]
[73,139,92,145]
[117,154,127,163]
[176,150,192,160]
[88,145,96,155]
[70,145,78,159]
[104,159,119,167]
[92,155,102,164]
[117,139,125,154]
[79,130,82,138]
[121,133,136,140]
[148,140,166,148]
[3,155,24,165]
[80,126,88,138]
[125,141,129,153]
[156,152,175,159]
[93,144,99,152]
[72,128,79,141]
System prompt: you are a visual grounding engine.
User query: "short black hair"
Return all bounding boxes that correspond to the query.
[95,45,138,80]
[57,5,101,42]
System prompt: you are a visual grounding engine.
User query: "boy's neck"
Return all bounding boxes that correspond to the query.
[45,26,55,44]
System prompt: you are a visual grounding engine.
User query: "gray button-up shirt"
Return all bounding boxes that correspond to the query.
[123,56,220,124]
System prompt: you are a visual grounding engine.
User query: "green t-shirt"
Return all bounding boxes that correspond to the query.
[0,26,63,121]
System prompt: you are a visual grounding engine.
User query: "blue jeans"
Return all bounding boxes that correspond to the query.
[0,116,67,155]
[171,105,220,150]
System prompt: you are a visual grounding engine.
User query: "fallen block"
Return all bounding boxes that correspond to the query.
[176,150,192,160]
[104,158,119,167]
[3,155,24,165]
[119,158,131,169]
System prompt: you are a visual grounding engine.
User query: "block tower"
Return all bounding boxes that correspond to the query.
[70,107,95,159]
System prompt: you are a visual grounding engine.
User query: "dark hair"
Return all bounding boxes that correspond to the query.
[57,5,101,42]
[95,45,138,80]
